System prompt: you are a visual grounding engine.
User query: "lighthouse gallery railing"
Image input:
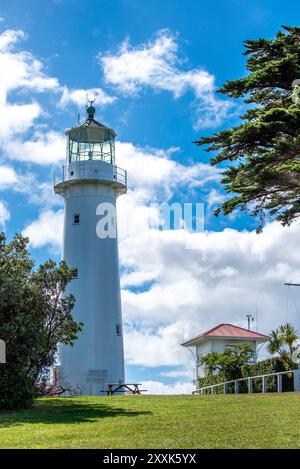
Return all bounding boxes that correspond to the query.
[54,163,127,187]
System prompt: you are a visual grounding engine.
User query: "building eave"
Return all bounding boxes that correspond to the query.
[182,333,270,348]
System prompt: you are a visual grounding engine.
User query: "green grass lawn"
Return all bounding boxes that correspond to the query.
[0,393,299,449]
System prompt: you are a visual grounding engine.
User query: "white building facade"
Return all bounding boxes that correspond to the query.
[54,104,126,395]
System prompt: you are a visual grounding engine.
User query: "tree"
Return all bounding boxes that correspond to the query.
[194,26,300,231]
[0,233,83,409]
[267,323,298,370]
[200,343,253,381]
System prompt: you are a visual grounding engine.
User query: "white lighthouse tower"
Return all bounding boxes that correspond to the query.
[54,102,126,395]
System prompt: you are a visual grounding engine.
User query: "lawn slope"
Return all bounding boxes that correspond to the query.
[0,394,299,449]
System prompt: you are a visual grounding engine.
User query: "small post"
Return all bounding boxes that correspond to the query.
[293,369,300,392]
[248,378,253,394]
[211,386,215,395]
[277,374,283,392]
[262,376,267,393]
[224,383,227,394]
[235,380,239,394]
[0,339,6,364]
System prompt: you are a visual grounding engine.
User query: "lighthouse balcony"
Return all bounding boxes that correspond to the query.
[54,160,127,195]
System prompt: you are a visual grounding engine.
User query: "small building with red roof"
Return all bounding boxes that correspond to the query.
[182,323,270,384]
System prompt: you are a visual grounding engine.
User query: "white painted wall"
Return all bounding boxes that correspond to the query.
[55,159,126,395]
[195,338,258,380]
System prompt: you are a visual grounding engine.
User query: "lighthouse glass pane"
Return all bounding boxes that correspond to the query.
[68,135,115,164]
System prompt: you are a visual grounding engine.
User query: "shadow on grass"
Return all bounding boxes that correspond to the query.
[0,398,152,427]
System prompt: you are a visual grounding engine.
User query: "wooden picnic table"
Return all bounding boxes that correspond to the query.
[105,383,147,396]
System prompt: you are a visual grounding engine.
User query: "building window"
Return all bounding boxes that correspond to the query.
[72,268,78,279]
[73,213,80,225]
[116,323,121,336]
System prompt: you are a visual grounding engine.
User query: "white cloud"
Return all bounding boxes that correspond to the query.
[116,141,220,195]
[99,29,231,128]
[59,86,116,108]
[141,380,194,395]
[0,29,24,53]
[0,165,18,189]
[5,130,65,165]
[120,221,300,373]
[0,200,10,228]
[0,164,62,208]
[0,101,41,139]
[206,188,227,211]
[0,29,59,99]
[160,370,191,378]
[124,321,190,367]
[0,27,60,156]
[22,209,63,249]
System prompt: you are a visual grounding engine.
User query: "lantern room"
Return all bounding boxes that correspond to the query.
[65,102,116,165]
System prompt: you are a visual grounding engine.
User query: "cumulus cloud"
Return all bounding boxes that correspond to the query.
[98,29,232,128]
[22,209,63,249]
[124,321,191,367]
[0,164,62,208]
[0,200,10,228]
[0,101,41,139]
[0,26,65,176]
[141,380,194,395]
[0,29,59,96]
[58,86,116,108]
[0,165,18,189]
[5,130,65,165]
[120,221,300,377]
[116,141,220,199]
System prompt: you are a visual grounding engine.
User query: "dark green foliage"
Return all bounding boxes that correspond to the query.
[242,357,290,392]
[200,343,253,380]
[0,233,82,410]
[194,26,300,230]
[197,372,227,394]
[198,344,253,394]
[198,357,293,393]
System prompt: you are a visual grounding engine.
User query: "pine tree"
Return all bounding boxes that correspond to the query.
[195,26,300,230]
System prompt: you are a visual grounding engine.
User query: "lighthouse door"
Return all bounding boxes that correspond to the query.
[87,369,107,395]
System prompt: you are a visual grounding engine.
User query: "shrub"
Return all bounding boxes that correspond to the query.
[198,357,294,393]
[0,234,82,410]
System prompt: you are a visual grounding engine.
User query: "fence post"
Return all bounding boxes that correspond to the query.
[211,386,215,395]
[293,369,300,392]
[248,378,253,394]
[235,380,239,394]
[277,374,283,393]
[224,383,227,394]
[262,376,267,393]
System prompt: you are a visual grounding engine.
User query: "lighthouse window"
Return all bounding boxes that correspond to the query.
[116,323,121,336]
[72,268,78,279]
[73,213,80,225]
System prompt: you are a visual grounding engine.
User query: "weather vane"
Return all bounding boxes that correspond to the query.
[88,98,95,107]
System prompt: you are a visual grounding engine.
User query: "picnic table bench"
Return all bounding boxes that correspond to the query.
[104,383,148,395]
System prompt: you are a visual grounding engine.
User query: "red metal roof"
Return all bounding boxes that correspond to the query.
[182,323,270,347]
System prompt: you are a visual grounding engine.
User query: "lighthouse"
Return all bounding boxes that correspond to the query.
[54,102,127,395]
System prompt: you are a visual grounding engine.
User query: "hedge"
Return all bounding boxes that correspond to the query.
[198,358,295,393]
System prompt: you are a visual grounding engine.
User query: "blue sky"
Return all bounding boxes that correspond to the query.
[0,0,300,393]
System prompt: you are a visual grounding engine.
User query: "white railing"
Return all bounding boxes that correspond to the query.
[54,163,127,187]
[193,369,299,395]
